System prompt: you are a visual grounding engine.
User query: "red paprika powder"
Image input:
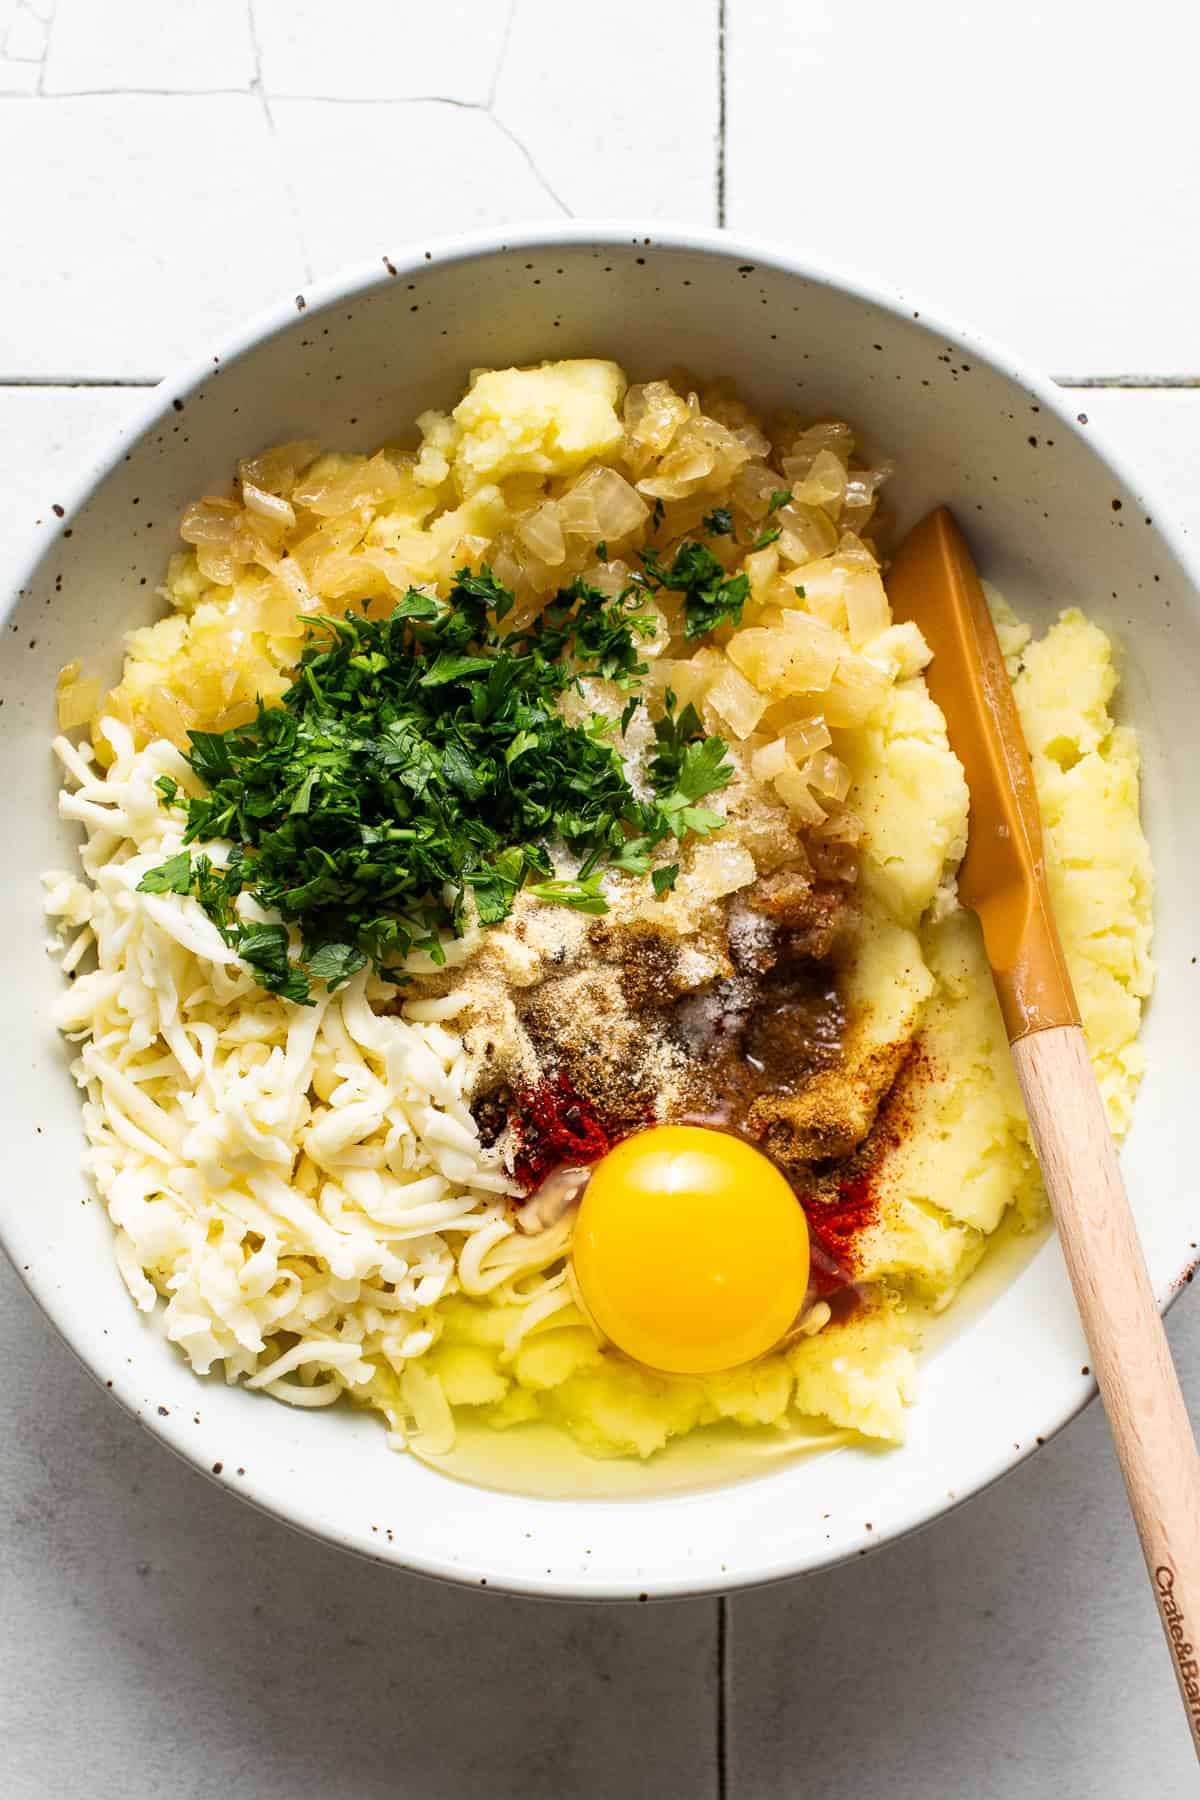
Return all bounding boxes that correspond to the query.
[800,1171,879,1296]
[510,1072,634,1192]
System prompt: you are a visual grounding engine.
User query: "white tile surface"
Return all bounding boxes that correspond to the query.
[725,0,1200,378]
[728,1298,1200,1799]
[0,55,38,93]
[493,0,719,219]
[253,0,512,104]
[269,97,564,275]
[0,81,569,378]
[0,1257,719,1800]
[1,0,45,90]
[0,1,718,379]
[0,94,302,379]
[1065,387,1200,549]
[43,0,256,93]
[3,0,47,64]
[5,1,1200,1791]
[0,385,140,545]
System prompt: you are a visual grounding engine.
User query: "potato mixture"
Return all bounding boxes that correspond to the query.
[49,359,1153,1464]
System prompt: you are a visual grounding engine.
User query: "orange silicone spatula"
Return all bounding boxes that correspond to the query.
[888,508,1200,1759]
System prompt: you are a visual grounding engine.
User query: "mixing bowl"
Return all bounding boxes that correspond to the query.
[3,222,1198,1598]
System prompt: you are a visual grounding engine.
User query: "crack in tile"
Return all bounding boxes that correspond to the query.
[34,0,55,94]
[28,83,251,97]
[258,89,572,218]
[246,0,313,286]
[483,0,570,215]
[487,108,571,217]
[233,91,477,107]
[488,0,518,109]
[3,75,571,224]
[3,0,54,87]
[10,0,47,52]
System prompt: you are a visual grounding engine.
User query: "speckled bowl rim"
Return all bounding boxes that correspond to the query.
[4,218,1197,1600]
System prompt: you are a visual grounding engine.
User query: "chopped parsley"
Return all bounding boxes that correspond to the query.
[153,774,183,809]
[137,848,191,893]
[140,567,732,1003]
[746,490,792,552]
[701,506,733,537]
[646,690,732,835]
[515,574,657,690]
[640,540,750,640]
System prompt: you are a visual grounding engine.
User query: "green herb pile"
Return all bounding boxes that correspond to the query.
[140,564,736,1004]
[637,488,796,640]
[641,540,751,640]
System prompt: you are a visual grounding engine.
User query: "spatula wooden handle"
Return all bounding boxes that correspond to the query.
[1012,1022,1200,1754]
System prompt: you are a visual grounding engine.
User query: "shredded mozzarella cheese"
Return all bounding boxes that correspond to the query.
[46,725,527,1444]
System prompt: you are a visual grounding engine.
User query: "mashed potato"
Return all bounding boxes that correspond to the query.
[447,359,626,491]
[49,359,1153,1466]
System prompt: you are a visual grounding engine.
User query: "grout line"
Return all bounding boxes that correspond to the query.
[0,376,159,389]
[4,375,1197,396]
[1055,375,1200,389]
[717,1594,729,1800]
[716,0,727,228]
[0,367,1194,400]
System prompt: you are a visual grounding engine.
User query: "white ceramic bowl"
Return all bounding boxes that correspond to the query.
[4,223,1199,1599]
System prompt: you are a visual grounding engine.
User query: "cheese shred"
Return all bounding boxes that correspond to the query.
[43,718,564,1446]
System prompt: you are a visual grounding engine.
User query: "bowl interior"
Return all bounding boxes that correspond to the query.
[3,228,1198,1598]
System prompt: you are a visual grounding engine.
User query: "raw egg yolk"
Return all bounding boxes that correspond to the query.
[571,1124,809,1376]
